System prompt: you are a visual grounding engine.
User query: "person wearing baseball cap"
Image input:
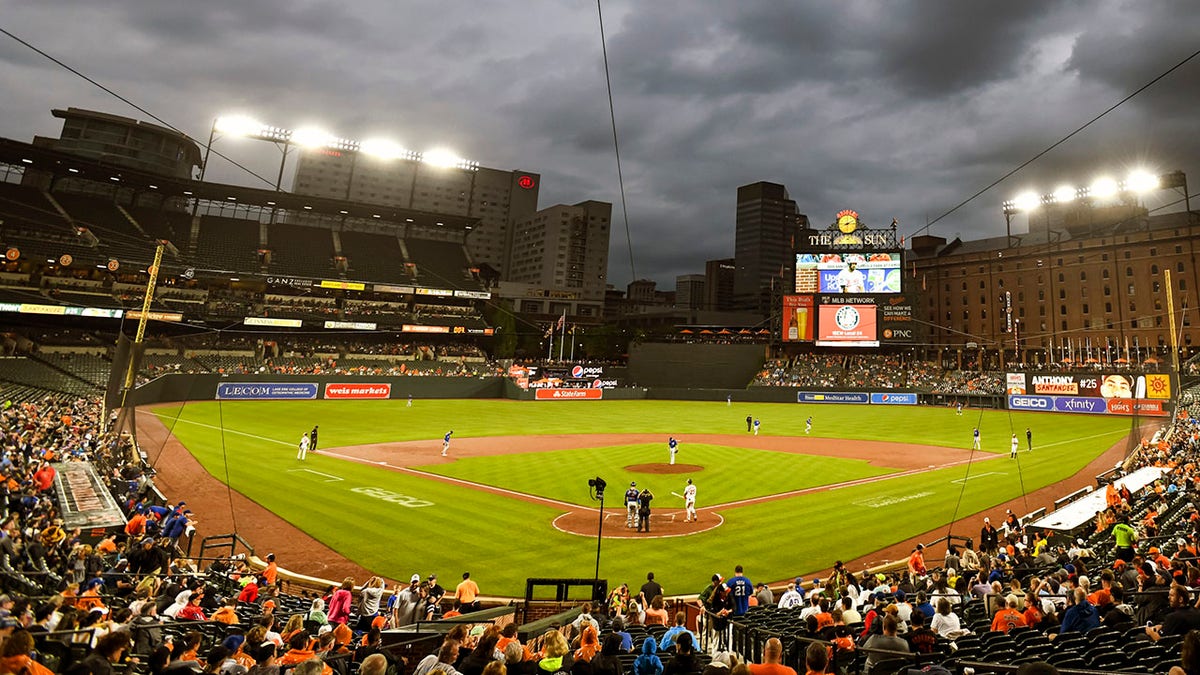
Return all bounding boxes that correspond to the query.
[625,482,640,529]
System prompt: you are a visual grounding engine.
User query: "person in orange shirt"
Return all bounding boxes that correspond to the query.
[211,597,239,624]
[748,637,796,675]
[125,511,147,538]
[263,554,279,588]
[455,571,480,613]
[990,595,1026,633]
[907,544,926,583]
[76,579,107,613]
[278,633,333,675]
[0,630,55,675]
[95,535,118,555]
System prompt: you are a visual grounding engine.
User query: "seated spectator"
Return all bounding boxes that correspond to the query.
[991,594,1025,633]
[632,637,662,675]
[662,633,702,675]
[906,611,938,654]
[802,643,827,675]
[589,634,625,675]
[1059,588,1099,635]
[0,630,54,675]
[930,598,961,638]
[659,612,697,652]
[644,596,669,626]
[1148,584,1200,641]
[862,616,909,674]
[747,637,795,675]
[539,631,575,675]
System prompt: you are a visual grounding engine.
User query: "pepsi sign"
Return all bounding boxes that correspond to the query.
[870,392,917,405]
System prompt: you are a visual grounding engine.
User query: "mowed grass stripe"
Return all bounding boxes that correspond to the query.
[421,443,896,507]
[151,400,1136,594]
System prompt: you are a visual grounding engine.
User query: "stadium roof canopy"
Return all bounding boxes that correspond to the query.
[0,138,480,231]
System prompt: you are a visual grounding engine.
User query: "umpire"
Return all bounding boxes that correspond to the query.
[637,488,654,533]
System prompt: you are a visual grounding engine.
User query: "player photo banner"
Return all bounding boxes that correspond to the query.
[1024,372,1172,400]
[815,303,878,347]
[781,295,814,342]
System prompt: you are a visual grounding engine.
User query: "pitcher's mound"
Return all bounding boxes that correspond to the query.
[625,463,702,474]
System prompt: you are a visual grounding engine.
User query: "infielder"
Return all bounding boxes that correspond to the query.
[805,416,812,435]
[753,418,761,436]
[442,430,453,457]
[297,432,310,461]
[668,437,678,465]
[625,482,640,528]
[683,478,697,522]
[1010,433,1019,459]
[972,427,981,450]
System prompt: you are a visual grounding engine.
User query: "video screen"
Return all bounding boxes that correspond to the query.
[795,252,901,294]
[815,303,879,347]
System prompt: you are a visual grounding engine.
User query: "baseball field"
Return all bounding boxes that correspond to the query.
[148,399,1139,595]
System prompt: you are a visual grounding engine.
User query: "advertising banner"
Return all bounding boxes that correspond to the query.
[216,383,319,400]
[52,462,127,529]
[324,383,392,399]
[798,392,870,404]
[879,295,916,343]
[870,392,918,405]
[1008,394,1169,417]
[535,388,603,400]
[816,303,878,347]
[1025,372,1172,400]
[244,317,303,328]
[782,295,814,342]
[1006,373,1027,394]
[324,321,377,330]
[402,325,450,333]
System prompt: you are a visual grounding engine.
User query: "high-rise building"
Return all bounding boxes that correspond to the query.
[704,258,736,311]
[498,200,612,320]
[733,181,809,314]
[675,274,705,310]
[292,149,540,274]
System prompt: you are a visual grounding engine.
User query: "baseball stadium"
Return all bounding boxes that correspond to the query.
[1,59,1199,675]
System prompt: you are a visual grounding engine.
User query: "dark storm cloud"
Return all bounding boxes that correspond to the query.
[1,1,1196,289]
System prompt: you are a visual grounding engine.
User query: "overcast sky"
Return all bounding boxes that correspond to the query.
[2,1,1198,289]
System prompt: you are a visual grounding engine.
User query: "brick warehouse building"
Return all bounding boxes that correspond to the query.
[910,208,1200,367]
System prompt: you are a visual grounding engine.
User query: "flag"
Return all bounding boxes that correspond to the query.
[544,324,553,337]
[556,313,565,330]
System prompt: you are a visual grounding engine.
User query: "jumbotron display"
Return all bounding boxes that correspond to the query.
[785,209,915,345]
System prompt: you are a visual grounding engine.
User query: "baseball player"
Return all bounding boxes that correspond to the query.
[956,402,963,416]
[668,437,679,465]
[1026,427,1032,451]
[683,478,697,522]
[297,432,310,461]
[972,427,981,450]
[442,430,453,457]
[625,482,640,528]
[1010,433,1019,459]
[753,418,761,436]
[408,394,413,407]
[805,416,813,435]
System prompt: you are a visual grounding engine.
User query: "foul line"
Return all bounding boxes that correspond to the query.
[950,471,1006,484]
[286,468,343,482]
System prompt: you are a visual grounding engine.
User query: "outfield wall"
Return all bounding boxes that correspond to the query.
[132,373,506,404]
[627,343,765,389]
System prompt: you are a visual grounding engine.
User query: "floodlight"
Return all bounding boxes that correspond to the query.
[290,127,334,148]
[1089,177,1119,198]
[360,138,409,160]
[214,115,264,137]
[1052,185,1076,204]
[1012,191,1041,212]
[1125,169,1159,194]
[421,147,465,168]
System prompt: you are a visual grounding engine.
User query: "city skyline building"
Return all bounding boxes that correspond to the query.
[733,181,809,315]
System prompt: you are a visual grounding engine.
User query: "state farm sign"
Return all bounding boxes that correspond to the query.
[324,383,392,400]
[534,388,603,400]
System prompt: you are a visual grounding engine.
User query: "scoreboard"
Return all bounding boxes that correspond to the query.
[783,210,917,345]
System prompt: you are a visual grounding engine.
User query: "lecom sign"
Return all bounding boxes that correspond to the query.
[324,383,392,399]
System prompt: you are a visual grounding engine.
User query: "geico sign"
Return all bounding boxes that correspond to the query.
[1011,396,1049,409]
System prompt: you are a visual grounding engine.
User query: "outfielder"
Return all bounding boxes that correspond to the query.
[683,478,697,522]
[668,437,678,465]
[972,427,981,450]
[297,432,310,461]
[625,481,640,528]
[805,416,812,435]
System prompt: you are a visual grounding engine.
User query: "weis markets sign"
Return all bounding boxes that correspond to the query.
[324,383,392,399]
[216,383,318,400]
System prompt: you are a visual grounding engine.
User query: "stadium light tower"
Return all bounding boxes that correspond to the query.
[199,113,478,195]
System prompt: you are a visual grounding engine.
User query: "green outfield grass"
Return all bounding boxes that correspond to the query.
[152,399,1138,594]
[422,443,894,507]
